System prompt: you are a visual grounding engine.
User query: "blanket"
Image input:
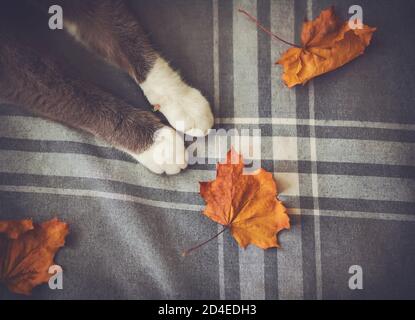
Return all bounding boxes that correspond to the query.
[0,0,414,299]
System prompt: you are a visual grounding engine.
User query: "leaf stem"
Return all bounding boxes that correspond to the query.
[238,8,302,48]
[182,226,228,257]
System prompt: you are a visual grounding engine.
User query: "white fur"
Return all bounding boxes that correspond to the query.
[140,56,214,137]
[64,21,82,43]
[128,126,188,175]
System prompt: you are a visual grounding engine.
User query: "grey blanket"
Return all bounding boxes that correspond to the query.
[0,0,414,300]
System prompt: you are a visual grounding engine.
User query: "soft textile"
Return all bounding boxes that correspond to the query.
[0,0,414,299]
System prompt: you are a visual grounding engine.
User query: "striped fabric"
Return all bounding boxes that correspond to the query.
[1,0,414,299]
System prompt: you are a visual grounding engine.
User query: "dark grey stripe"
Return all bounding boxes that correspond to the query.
[257,0,272,121]
[294,0,318,300]
[2,171,412,217]
[299,214,317,299]
[1,114,413,144]
[318,197,415,216]
[2,138,414,179]
[194,159,415,179]
[0,171,291,210]
[0,172,202,205]
[283,195,415,217]
[218,1,234,120]
[217,123,415,142]
[0,137,132,162]
[256,0,278,301]
[218,0,239,300]
[315,126,415,143]
[315,162,415,179]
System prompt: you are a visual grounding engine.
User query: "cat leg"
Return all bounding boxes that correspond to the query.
[0,40,187,175]
[60,0,214,137]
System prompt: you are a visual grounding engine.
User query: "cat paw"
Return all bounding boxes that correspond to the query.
[140,56,214,137]
[131,127,188,175]
[158,87,213,137]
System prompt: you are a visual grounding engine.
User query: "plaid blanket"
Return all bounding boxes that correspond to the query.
[1,0,414,299]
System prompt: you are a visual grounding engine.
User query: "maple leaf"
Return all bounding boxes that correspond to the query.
[239,7,376,88]
[277,6,376,87]
[196,149,289,251]
[0,218,69,295]
[0,219,33,239]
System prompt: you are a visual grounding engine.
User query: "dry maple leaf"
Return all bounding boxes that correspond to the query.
[0,219,33,239]
[277,6,376,87]
[239,7,376,88]
[0,218,69,295]
[189,149,289,253]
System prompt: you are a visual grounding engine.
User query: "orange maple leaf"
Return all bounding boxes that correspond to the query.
[199,149,290,250]
[0,219,33,239]
[0,218,69,295]
[277,6,376,87]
